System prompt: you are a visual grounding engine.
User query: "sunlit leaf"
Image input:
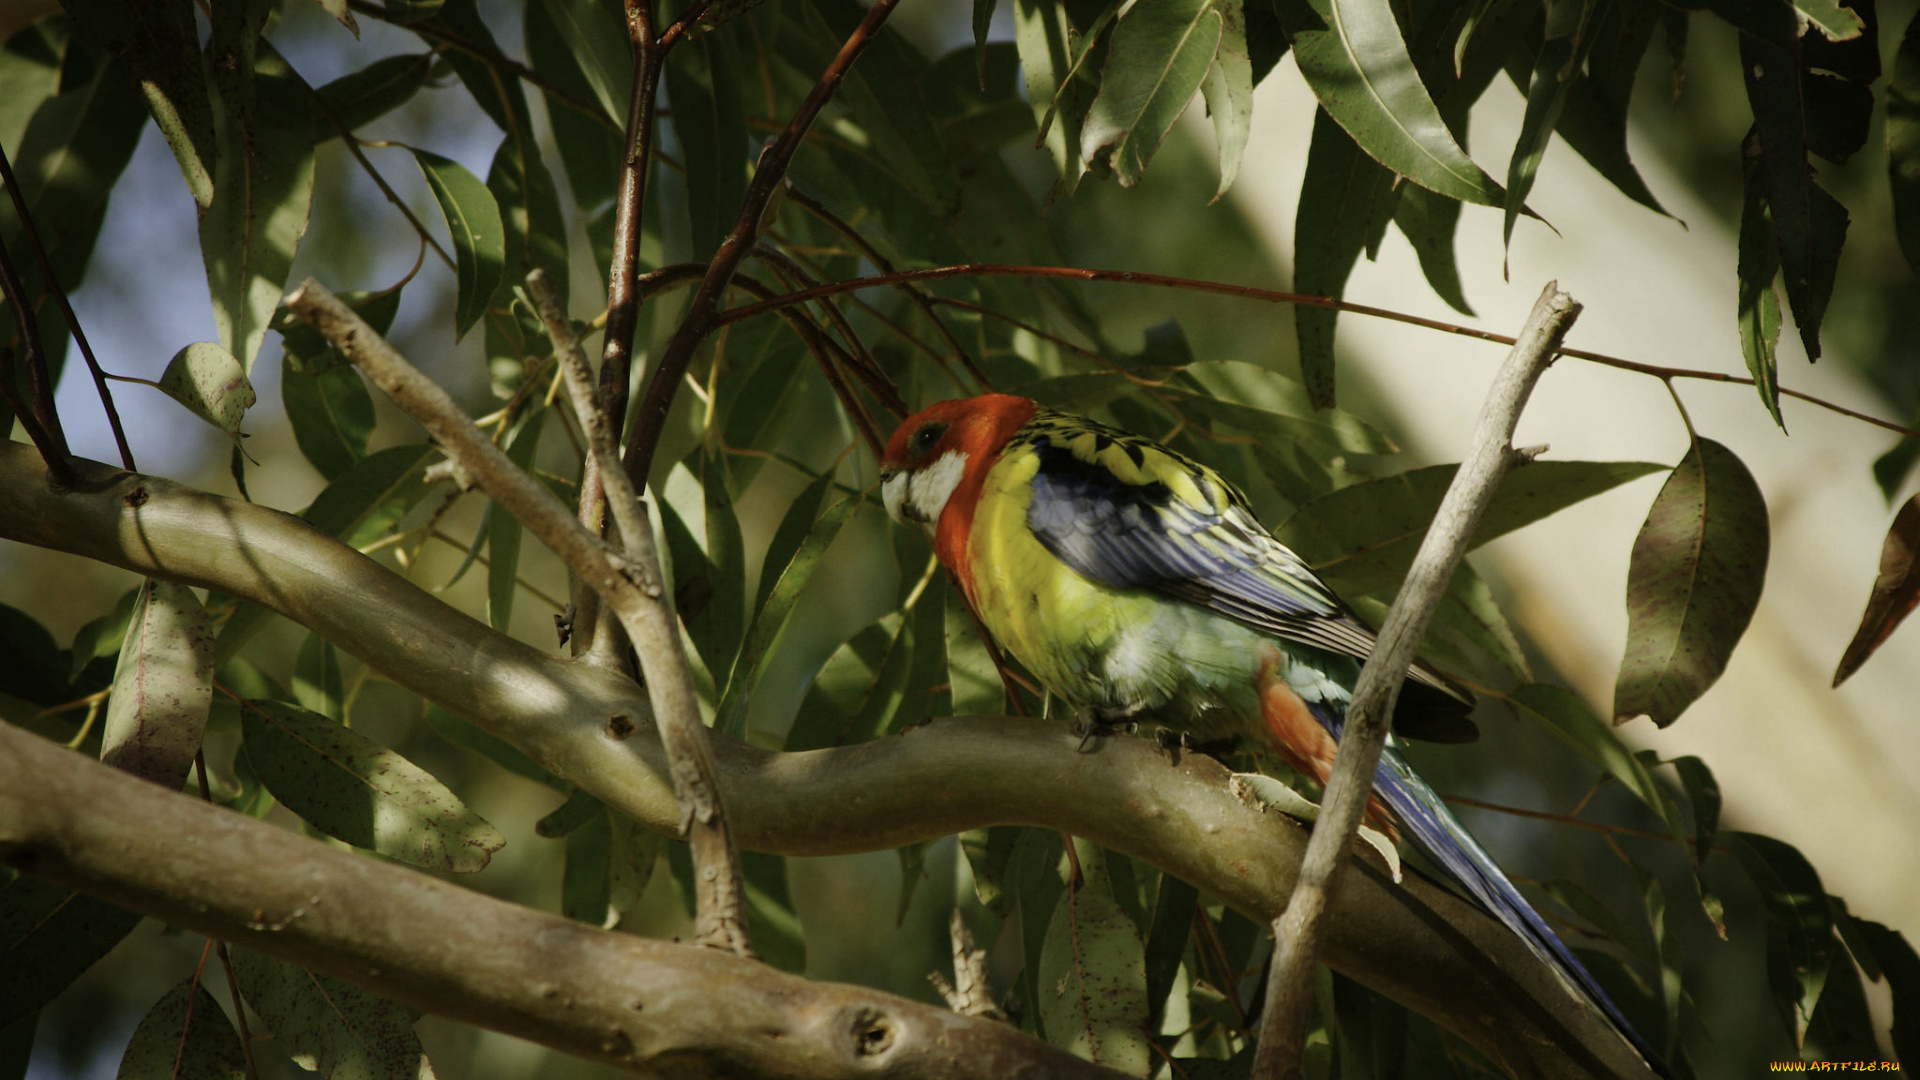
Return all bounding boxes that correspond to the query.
[1276,0,1506,206]
[228,949,437,1080]
[1037,841,1150,1073]
[117,980,245,1080]
[100,580,215,790]
[1737,133,1785,429]
[0,18,65,163]
[293,632,345,721]
[241,699,505,872]
[313,53,433,140]
[0,875,141,1028]
[1792,0,1866,42]
[1081,0,1221,187]
[158,342,255,443]
[1833,493,1920,686]
[946,597,1006,716]
[1615,439,1769,727]
[410,148,505,339]
[1277,460,1664,597]
[1200,0,1253,198]
[523,0,623,217]
[1292,108,1397,408]
[202,40,315,375]
[606,809,662,929]
[1729,832,1835,1032]
[300,444,438,549]
[1014,0,1104,195]
[65,0,215,209]
[535,0,630,124]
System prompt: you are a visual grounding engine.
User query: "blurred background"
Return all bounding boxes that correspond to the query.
[4,1,1918,1077]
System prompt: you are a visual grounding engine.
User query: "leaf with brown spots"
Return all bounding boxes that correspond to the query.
[100,579,216,790]
[1833,493,1920,686]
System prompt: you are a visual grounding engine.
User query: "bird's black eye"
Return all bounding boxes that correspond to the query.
[913,422,948,453]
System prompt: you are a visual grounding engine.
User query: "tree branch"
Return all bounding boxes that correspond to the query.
[283,279,749,955]
[621,0,903,488]
[1252,283,1582,1079]
[0,723,1123,1080]
[0,440,1653,1079]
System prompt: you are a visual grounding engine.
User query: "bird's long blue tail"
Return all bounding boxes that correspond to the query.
[1309,702,1675,1079]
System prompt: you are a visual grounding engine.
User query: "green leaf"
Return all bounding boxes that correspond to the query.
[713,486,861,738]
[65,0,216,210]
[1429,563,1531,681]
[1614,439,1769,728]
[201,44,316,375]
[535,0,630,124]
[313,53,434,140]
[606,810,662,929]
[1892,10,1920,275]
[1792,0,1866,42]
[700,452,746,685]
[1850,918,1920,1062]
[1178,360,1397,454]
[1200,0,1253,198]
[1670,755,1720,868]
[241,699,505,872]
[293,633,346,721]
[159,342,255,443]
[561,805,611,926]
[117,980,245,1080]
[1641,872,1685,1049]
[1014,0,1105,195]
[228,949,436,1080]
[536,787,603,839]
[1143,872,1200,1033]
[1291,108,1399,408]
[1833,493,1920,688]
[100,580,215,790]
[423,704,562,790]
[960,825,1021,917]
[743,852,807,974]
[946,597,1006,716]
[1729,832,1835,1031]
[664,27,748,261]
[411,148,505,339]
[1392,186,1473,316]
[1081,0,1221,187]
[1737,133,1785,429]
[1511,684,1686,842]
[1277,460,1664,597]
[784,614,906,751]
[1550,0,1671,219]
[487,135,569,310]
[1738,5,1858,361]
[282,353,375,480]
[1502,0,1596,255]
[1806,946,1881,1062]
[1544,877,1654,969]
[523,0,623,217]
[0,874,141,1028]
[1036,841,1150,1073]
[300,444,438,549]
[1277,0,1506,206]
[487,407,546,633]
[68,587,140,682]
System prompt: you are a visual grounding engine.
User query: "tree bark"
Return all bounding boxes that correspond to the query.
[0,441,1650,1079]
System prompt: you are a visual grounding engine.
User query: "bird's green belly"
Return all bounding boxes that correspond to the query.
[967,525,1269,738]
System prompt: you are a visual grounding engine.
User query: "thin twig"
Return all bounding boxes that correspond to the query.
[0,143,133,469]
[0,246,73,488]
[287,276,750,955]
[725,272,886,458]
[1251,283,1580,1079]
[751,245,906,418]
[345,0,611,124]
[622,0,905,488]
[719,263,1920,442]
[531,268,746,951]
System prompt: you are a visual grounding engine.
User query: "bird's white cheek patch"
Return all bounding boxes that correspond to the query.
[881,471,910,524]
[900,450,968,526]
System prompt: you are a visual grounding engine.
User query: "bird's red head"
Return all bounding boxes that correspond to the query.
[879,394,1036,532]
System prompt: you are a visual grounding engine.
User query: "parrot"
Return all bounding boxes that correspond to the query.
[878,392,1670,1078]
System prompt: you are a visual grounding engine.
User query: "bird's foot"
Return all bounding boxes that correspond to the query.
[1072,711,1139,753]
[1153,728,1242,764]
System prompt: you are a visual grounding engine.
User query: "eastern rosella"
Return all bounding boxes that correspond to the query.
[879,393,1668,1077]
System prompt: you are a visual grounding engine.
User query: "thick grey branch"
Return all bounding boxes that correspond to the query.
[0,723,1120,1080]
[0,442,1643,1078]
[1254,284,1586,1079]
[284,279,748,955]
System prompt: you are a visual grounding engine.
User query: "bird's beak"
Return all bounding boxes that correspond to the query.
[880,468,911,525]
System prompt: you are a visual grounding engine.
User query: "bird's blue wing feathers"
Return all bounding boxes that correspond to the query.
[1020,416,1473,708]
